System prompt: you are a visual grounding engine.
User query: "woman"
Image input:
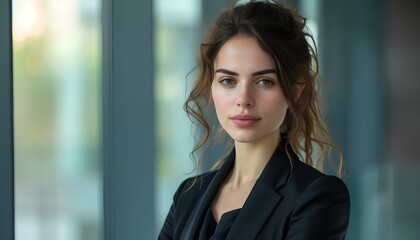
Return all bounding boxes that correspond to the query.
[159,1,350,239]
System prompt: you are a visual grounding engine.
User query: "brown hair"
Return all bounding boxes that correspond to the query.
[184,0,343,177]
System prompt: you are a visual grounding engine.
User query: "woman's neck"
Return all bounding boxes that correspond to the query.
[229,131,280,187]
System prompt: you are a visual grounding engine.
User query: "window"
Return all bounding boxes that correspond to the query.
[154,0,201,231]
[13,1,102,239]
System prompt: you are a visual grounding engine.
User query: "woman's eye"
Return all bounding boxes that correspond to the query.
[257,79,274,86]
[219,78,235,86]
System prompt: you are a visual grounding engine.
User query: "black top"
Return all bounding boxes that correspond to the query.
[199,208,241,240]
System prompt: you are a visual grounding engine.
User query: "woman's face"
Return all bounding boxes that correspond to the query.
[211,36,289,144]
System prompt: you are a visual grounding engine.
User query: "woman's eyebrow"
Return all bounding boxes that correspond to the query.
[252,69,277,76]
[214,68,239,76]
[214,68,277,76]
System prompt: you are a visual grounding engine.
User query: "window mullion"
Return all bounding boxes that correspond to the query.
[0,0,15,240]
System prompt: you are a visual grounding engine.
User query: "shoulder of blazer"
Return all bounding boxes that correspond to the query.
[159,171,220,240]
[173,170,218,206]
[284,162,350,239]
[285,159,349,203]
[291,159,324,183]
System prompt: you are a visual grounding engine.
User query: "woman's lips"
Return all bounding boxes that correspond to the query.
[231,115,260,127]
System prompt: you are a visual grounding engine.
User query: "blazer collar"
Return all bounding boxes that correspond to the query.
[227,139,296,239]
[181,138,297,240]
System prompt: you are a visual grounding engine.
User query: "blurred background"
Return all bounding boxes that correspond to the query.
[7,0,420,239]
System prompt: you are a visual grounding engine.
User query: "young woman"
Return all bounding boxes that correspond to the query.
[159,1,350,239]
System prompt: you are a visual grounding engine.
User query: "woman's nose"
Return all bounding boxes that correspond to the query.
[235,85,254,107]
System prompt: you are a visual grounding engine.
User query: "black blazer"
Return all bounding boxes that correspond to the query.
[159,141,350,240]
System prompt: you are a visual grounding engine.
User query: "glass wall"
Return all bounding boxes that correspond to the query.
[301,1,390,239]
[154,0,201,233]
[13,0,102,239]
[386,0,420,239]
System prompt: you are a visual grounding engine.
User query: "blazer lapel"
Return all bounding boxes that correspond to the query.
[227,140,295,239]
[226,181,283,240]
[181,150,236,240]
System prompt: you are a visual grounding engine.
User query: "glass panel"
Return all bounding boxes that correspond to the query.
[302,1,395,240]
[154,0,201,234]
[13,0,102,239]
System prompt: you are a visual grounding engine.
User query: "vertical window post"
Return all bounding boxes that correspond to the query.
[103,0,155,239]
[0,0,14,240]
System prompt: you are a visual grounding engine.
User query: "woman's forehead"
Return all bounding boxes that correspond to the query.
[213,37,275,73]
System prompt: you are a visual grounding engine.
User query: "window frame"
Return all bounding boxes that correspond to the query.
[102,0,155,239]
[0,0,14,239]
